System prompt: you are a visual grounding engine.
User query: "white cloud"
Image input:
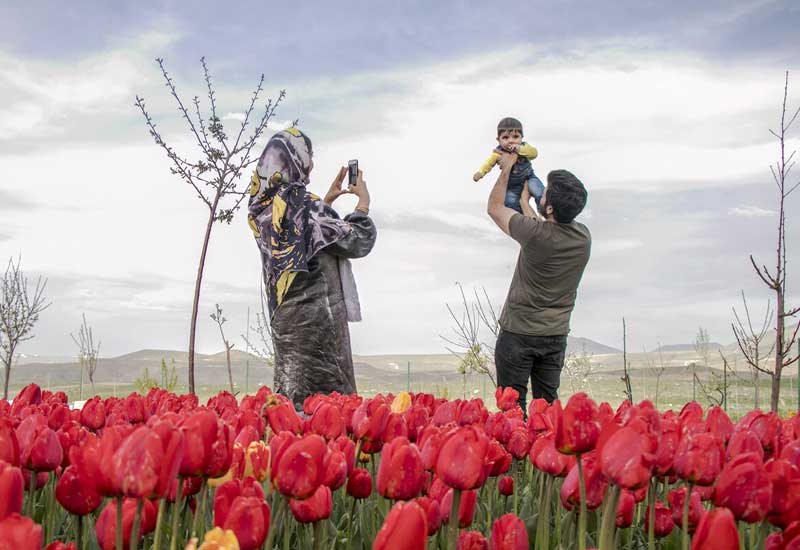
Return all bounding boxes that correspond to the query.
[729,206,776,217]
[222,112,246,121]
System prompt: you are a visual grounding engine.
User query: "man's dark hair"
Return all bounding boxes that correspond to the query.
[497,117,524,137]
[546,169,587,223]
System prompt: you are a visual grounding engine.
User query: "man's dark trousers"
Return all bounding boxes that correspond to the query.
[494,329,567,413]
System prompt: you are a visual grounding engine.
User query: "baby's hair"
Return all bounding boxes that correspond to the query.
[497,117,524,137]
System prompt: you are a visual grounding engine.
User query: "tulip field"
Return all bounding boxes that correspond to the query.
[2,384,800,550]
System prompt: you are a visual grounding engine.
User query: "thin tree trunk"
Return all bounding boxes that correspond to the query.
[188,199,219,395]
[226,346,234,394]
[754,369,760,409]
[2,345,14,401]
[773,289,785,412]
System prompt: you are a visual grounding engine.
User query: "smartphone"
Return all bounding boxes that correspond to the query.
[348,159,359,187]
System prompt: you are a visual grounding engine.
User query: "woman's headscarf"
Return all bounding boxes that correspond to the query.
[248,128,351,316]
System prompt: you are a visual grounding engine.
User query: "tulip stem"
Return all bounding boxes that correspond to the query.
[347,498,357,548]
[536,474,554,550]
[114,497,124,550]
[76,514,83,550]
[647,479,656,550]
[313,520,323,550]
[26,469,36,516]
[682,482,693,550]
[170,477,185,550]
[153,499,166,550]
[264,493,287,550]
[447,489,462,550]
[576,454,587,550]
[598,484,620,550]
[130,498,144,550]
[193,481,209,538]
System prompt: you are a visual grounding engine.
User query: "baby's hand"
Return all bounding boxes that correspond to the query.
[506,143,520,153]
[472,171,483,182]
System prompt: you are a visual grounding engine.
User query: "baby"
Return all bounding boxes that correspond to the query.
[473,117,544,214]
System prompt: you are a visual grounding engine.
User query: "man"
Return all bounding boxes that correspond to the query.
[487,151,591,412]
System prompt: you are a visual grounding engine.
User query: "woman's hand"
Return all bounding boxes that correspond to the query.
[323,167,350,205]
[350,169,371,212]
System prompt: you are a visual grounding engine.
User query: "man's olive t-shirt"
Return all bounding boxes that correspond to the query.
[499,213,591,336]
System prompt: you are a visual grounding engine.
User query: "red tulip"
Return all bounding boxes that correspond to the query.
[223,496,271,549]
[560,454,607,511]
[435,426,489,490]
[530,435,571,477]
[179,410,218,477]
[321,449,348,490]
[351,398,390,443]
[0,420,19,467]
[373,501,427,550]
[419,425,448,471]
[111,427,164,498]
[766,459,800,528]
[46,542,76,550]
[489,513,528,550]
[0,513,42,550]
[16,415,63,472]
[713,452,772,523]
[554,393,600,455]
[213,477,265,528]
[498,476,514,496]
[415,496,442,535]
[495,387,520,412]
[0,461,23,520]
[383,412,409,443]
[377,436,425,500]
[79,396,106,430]
[330,435,356,474]
[505,427,531,460]
[204,419,234,479]
[673,433,723,486]
[94,498,157,550]
[346,468,372,499]
[600,426,654,489]
[308,403,343,440]
[667,487,704,529]
[266,401,303,435]
[457,530,488,550]
[486,412,512,444]
[726,430,764,461]
[653,412,680,476]
[488,439,512,476]
[616,490,635,528]
[404,405,430,442]
[290,484,332,524]
[705,406,734,443]
[55,464,103,516]
[275,434,327,499]
[441,488,478,528]
[10,384,41,416]
[690,507,740,550]
[644,501,674,537]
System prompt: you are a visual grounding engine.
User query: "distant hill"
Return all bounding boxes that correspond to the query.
[652,343,723,353]
[566,336,621,355]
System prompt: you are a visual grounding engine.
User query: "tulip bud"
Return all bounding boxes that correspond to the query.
[554,393,600,455]
[690,507,740,550]
[377,437,425,500]
[222,496,270,550]
[457,530,488,550]
[644,501,674,538]
[0,513,42,550]
[346,468,372,499]
[373,501,427,550]
[0,461,24,520]
[498,476,514,497]
[600,426,654,489]
[414,496,442,536]
[0,420,20,467]
[435,426,489,491]
[55,465,103,516]
[495,387,520,412]
[275,435,327,499]
[490,513,528,550]
[289,484,332,524]
[712,452,771,523]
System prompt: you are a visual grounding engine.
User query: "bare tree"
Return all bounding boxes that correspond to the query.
[621,317,633,403]
[748,72,800,412]
[442,283,498,396]
[643,343,669,409]
[210,304,235,394]
[732,291,775,410]
[242,290,275,369]
[71,313,101,399]
[135,57,285,394]
[0,257,50,400]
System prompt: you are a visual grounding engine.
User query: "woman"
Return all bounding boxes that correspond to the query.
[248,128,376,410]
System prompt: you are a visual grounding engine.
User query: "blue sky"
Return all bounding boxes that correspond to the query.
[1,1,799,358]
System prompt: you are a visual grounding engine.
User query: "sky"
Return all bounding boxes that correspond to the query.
[1,0,800,359]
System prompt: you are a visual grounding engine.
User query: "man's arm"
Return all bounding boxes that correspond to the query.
[487,152,519,236]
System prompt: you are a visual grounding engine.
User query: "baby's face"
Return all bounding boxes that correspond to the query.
[497,129,522,152]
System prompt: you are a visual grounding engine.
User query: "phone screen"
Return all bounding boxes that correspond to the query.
[348,160,358,187]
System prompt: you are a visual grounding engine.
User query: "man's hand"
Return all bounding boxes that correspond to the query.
[497,151,518,172]
[323,167,350,205]
[520,183,536,218]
